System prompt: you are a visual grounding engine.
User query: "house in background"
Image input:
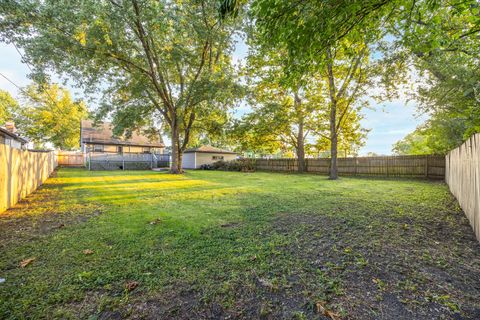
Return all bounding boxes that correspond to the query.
[80,120,165,154]
[0,122,28,150]
[182,145,237,169]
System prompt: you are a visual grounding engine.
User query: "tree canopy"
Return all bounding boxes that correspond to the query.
[0,0,241,172]
[0,90,19,124]
[0,84,87,150]
[17,84,88,150]
[223,0,479,161]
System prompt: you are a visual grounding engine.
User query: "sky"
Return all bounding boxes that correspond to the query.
[0,41,427,155]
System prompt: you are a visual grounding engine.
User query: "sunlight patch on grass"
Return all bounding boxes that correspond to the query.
[55,172,187,183]
[63,178,213,192]
[167,186,259,201]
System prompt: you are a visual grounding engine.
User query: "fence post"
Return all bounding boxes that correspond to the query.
[386,156,389,177]
[425,155,429,178]
[122,153,125,171]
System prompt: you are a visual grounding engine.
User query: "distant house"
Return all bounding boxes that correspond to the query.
[80,120,165,154]
[0,122,28,150]
[182,145,237,169]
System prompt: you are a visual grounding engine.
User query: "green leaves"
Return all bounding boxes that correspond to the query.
[1,84,86,150]
[18,84,88,150]
[249,0,391,77]
[247,0,479,153]
[0,90,20,124]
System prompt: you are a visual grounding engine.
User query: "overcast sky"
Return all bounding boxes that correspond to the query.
[0,41,427,155]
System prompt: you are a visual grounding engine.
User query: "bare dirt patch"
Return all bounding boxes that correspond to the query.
[269,211,480,320]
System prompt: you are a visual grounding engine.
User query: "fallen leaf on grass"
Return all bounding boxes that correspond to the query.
[149,219,162,225]
[220,222,240,228]
[83,249,94,255]
[316,301,340,320]
[125,281,139,291]
[258,278,274,290]
[20,258,35,268]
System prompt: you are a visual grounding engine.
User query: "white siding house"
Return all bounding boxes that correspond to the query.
[182,145,237,169]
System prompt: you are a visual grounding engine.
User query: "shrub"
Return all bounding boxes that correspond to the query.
[200,158,256,172]
[237,158,256,172]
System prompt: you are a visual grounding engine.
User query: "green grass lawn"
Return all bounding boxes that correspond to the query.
[1,169,479,319]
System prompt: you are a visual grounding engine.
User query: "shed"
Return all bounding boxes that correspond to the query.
[182,145,237,169]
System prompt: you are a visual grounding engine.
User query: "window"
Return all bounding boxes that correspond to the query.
[117,146,123,154]
[93,145,104,152]
[212,155,224,160]
[143,147,151,154]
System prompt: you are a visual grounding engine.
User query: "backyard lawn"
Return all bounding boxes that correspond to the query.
[0,168,479,319]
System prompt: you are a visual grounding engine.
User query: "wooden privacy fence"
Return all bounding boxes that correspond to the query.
[0,145,57,213]
[254,155,445,179]
[57,151,85,167]
[446,133,480,241]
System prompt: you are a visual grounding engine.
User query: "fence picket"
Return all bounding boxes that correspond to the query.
[253,155,445,179]
[446,133,480,241]
[57,151,85,167]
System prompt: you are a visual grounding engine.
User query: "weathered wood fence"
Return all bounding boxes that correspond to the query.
[57,151,85,167]
[254,155,445,179]
[446,133,480,241]
[0,145,57,213]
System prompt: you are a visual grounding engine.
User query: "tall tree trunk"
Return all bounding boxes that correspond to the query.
[170,120,182,174]
[295,92,306,173]
[326,48,338,180]
[297,116,306,173]
[177,148,183,173]
[329,122,338,179]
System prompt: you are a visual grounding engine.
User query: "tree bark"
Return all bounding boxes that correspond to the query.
[169,119,183,174]
[297,116,306,173]
[326,47,338,180]
[329,126,338,180]
[177,149,183,173]
[329,99,339,179]
[294,92,306,173]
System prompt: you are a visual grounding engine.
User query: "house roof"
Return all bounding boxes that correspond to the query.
[80,120,164,148]
[184,145,237,154]
[0,126,28,144]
